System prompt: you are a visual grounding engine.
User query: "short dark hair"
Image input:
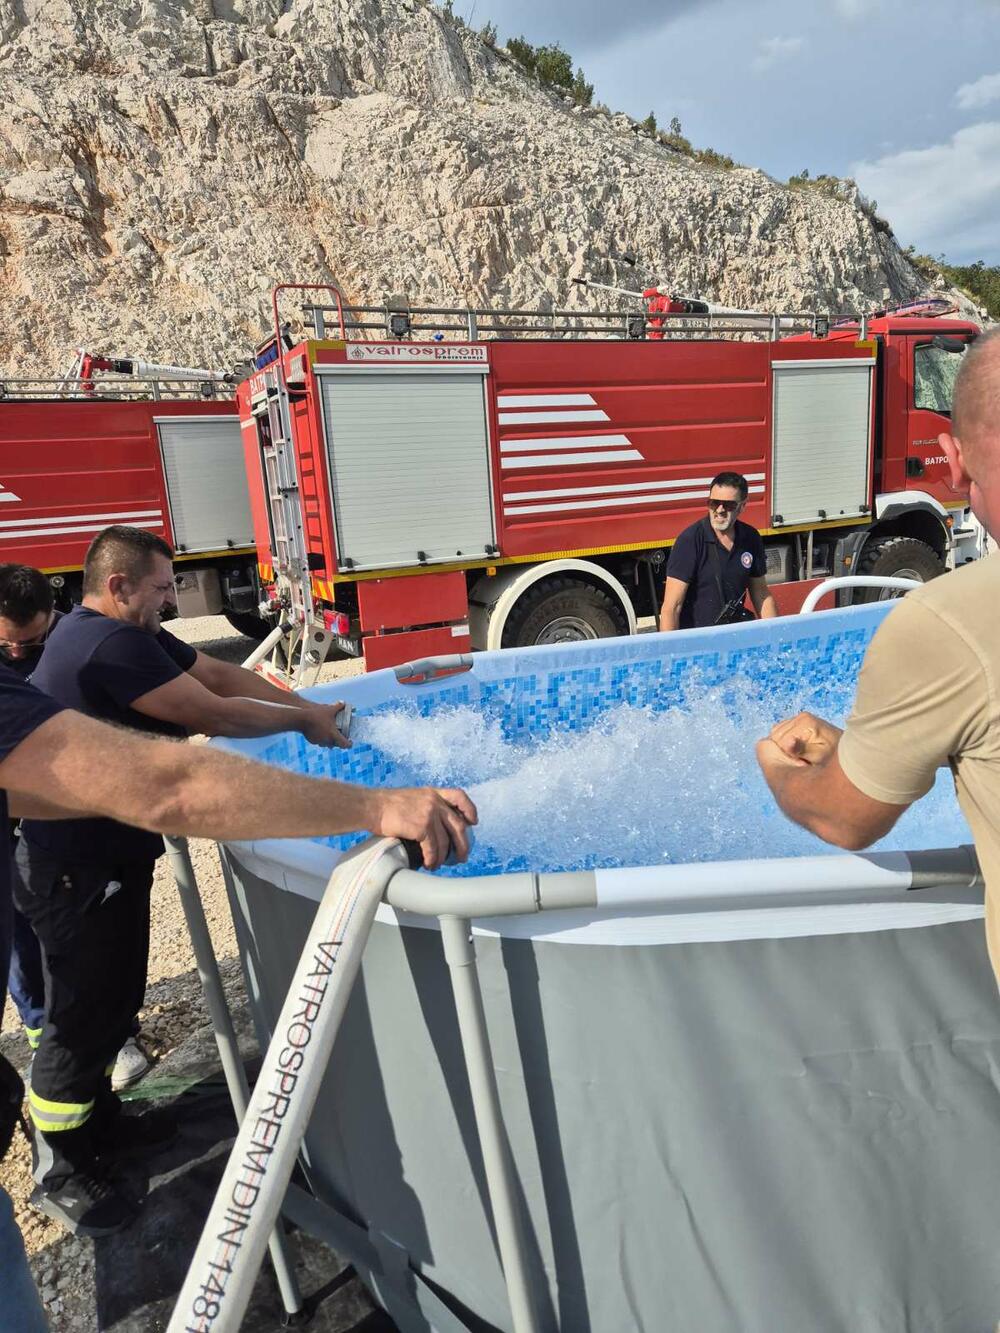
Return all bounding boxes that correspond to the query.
[953,325,1000,445]
[0,564,53,625]
[709,471,749,501]
[82,525,174,596]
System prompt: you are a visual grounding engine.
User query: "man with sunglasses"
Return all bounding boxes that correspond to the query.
[659,472,777,631]
[0,565,61,677]
[0,565,64,1080]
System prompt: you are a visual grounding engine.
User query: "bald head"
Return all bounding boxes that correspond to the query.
[952,326,1000,472]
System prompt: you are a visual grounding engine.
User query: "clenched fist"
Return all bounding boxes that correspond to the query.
[763,711,843,768]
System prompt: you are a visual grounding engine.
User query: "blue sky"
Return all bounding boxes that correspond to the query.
[456,0,1000,263]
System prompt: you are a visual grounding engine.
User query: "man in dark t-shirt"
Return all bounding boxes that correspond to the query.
[15,524,354,1235]
[659,471,777,630]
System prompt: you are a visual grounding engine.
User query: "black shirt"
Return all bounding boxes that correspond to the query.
[0,668,63,988]
[21,606,197,864]
[667,517,767,629]
[0,609,64,680]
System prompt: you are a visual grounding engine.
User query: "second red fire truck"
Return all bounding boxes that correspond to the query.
[0,354,266,636]
[238,288,982,675]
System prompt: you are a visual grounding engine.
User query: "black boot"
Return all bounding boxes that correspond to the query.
[30,1123,136,1238]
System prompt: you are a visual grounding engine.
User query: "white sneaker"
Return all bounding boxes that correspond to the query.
[111,1036,152,1092]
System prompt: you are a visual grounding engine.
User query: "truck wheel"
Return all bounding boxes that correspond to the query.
[223,610,272,641]
[854,536,945,602]
[500,576,630,649]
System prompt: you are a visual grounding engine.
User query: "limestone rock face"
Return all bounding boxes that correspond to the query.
[0,0,977,374]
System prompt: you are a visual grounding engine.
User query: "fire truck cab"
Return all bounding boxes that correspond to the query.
[238,292,980,675]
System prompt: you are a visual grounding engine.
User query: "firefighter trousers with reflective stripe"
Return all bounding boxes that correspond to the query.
[13,839,153,1187]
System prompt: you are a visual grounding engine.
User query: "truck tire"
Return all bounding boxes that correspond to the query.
[500,575,630,649]
[223,609,272,641]
[854,536,945,602]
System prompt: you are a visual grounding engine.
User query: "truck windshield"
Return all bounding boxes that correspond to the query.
[913,340,966,414]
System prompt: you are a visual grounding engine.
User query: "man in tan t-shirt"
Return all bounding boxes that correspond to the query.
[756,326,1000,983]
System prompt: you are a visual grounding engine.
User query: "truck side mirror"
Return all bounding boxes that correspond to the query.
[931,336,967,353]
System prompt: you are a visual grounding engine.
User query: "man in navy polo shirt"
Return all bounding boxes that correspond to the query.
[13,523,358,1236]
[659,471,778,631]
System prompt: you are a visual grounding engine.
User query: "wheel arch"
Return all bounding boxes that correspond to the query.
[469,559,637,652]
[867,492,952,562]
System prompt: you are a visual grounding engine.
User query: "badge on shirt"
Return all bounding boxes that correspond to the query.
[741,551,753,569]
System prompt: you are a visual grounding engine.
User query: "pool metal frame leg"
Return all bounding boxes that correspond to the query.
[163,836,305,1322]
[439,914,542,1333]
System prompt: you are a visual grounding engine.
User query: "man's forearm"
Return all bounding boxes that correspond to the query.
[759,592,778,620]
[659,605,680,632]
[144,742,378,840]
[0,711,475,869]
[8,715,373,840]
[762,757,841,841]
[203,695,310,739]
[756,733,903,851]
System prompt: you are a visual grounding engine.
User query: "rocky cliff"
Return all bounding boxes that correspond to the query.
[0,0,969,375]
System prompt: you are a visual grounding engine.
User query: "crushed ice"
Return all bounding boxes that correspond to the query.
[353,676,969,877]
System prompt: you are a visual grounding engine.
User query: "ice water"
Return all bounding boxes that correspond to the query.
[356,676,970,877]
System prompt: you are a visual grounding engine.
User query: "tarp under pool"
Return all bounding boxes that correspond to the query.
[215,606,1000,1333]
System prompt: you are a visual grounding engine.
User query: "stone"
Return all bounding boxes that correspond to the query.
[0,0,979,375]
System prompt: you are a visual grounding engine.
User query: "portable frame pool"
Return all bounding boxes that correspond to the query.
[167,597,1000,1333]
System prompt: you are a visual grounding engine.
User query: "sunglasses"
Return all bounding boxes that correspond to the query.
[0,632,48,650]
[0,615,53,650]
[707,498,741,513]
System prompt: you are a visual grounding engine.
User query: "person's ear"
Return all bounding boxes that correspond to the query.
[107,573,128,601]
[940,432,972,494]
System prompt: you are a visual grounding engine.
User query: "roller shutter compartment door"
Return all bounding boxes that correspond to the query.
[771,363,874,526]
[158,419,254,553]
[321,372,495,571]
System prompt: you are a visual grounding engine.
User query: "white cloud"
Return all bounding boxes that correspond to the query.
[956,71,1000,110]
[752,35,806,73]
[853,121,1000,259]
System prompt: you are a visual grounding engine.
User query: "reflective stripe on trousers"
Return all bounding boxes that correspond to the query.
[27,1087,93,1132]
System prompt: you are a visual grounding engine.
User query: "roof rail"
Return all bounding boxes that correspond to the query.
[0,377,233,402]
[302,301,832,343]
[295,289,965,346]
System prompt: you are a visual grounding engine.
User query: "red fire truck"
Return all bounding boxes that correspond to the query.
[0,355,266,634]
[238,288,982,675]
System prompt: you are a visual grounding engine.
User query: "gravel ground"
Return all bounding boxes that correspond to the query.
[1,614,383,1331]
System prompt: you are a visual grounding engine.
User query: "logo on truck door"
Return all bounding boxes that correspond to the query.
[0,482,21,503]
[345,342,488,364]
